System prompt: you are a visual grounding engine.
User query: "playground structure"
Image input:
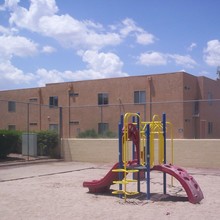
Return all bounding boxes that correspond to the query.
[83,113,204,204]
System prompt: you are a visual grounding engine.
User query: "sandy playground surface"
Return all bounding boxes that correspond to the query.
[0,161,220,220]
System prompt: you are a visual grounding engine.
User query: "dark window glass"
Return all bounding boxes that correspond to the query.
[98,93,108,105]
[69,92,79,97]
[8,101,16,112]
[98,123,109,135]
[49,124,59,133]
[194,101,199,115]
[8,125,16,130]
[208,122,213,134]
[49,96,58,108]
[134,91,146,104]
[208,92,213,106]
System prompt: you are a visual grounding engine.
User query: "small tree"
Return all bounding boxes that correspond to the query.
[37,131,58,157]
[0,130,21,159]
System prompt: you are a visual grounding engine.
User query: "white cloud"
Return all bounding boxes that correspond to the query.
[9,0,58,31]
[6,1,156,51]
[120,18,140,37]
[187,42,197,51]
[35,68,100,86]
[0,0,18,11]
[8,1,122,50]
[137,51,197,68]
[36,68,64,86]
[138,52,167,66]
[198,70,209,76]
[65,69,108,82]
[39,14,122,50]
[0,34,38,89]
[35,50,128,86]
[80,50,125,75]
[34,50,128,86]
[0,25,18,35]
[42,45,56,53]
[0,25,10,34]
[168,54,196,68]
[0,35,38,59]
[83,20,104,30]
[0,60,35,87]
[3,0,20,9]
[39,14,85,35]
[136,32,155,45]
[120,18,156,45]
[204,39,220,66]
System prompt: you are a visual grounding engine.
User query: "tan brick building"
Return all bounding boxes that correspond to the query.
[0,71,220,139]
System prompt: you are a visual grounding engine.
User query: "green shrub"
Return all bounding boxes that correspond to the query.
[37,131,59,158]
[11,131,22,154]
[101,130,117,138]
[77,129,117,138]
[0,130,21,159]
[77,129,98,138]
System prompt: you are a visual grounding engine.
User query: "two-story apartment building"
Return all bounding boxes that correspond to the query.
[0,71,220,139]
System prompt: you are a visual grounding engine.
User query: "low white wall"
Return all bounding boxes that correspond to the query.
[61,138,220,169]
[61,139,118,163]
[169,139,220,169]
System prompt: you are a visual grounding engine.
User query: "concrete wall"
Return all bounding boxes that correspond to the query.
[61,138,220,169]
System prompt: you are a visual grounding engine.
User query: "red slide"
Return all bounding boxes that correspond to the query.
[83,162,120,193]
[152,164,204,204]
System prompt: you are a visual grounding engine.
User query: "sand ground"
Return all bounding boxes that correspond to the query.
[0,161,220,220]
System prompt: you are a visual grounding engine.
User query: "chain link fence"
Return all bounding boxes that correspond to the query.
[0,98,220,161]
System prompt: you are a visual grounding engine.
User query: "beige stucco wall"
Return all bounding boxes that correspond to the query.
[61,139,220,169]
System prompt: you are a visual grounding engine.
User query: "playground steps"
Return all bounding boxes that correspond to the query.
[112,167,139,199]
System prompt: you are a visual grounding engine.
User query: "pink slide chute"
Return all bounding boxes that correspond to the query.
[83,162,120,193]
[152,164,204,204]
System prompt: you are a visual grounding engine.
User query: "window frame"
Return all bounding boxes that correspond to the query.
[98,93,109,105]
[49,124,59,133]
[49,96,58,108]
[29,97,38,102]
[69,91,79,97]
[208,122,213,135]
[8,101,16,112]
[134,91,146,104]
[98,122,109,135]
[194,101,199,115]
[208,92,213,106]
[8,125,16,130]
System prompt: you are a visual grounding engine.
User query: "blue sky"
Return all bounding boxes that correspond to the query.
[0,0,220,90]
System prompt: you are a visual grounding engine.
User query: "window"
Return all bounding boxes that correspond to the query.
[49,124,59,133]
[98,123,109,135]
[69,121,80,125]
[134,91,146,104]
[98,93,108,105]
[29,97,38,102]
[8,101,16,112]
[69,91,79,97]
[30,123,37,126]
[8,125,16,130]
[208,122,213,135]
[194,101,199,115]
[49,96,58,108]
[208,92,213,106]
